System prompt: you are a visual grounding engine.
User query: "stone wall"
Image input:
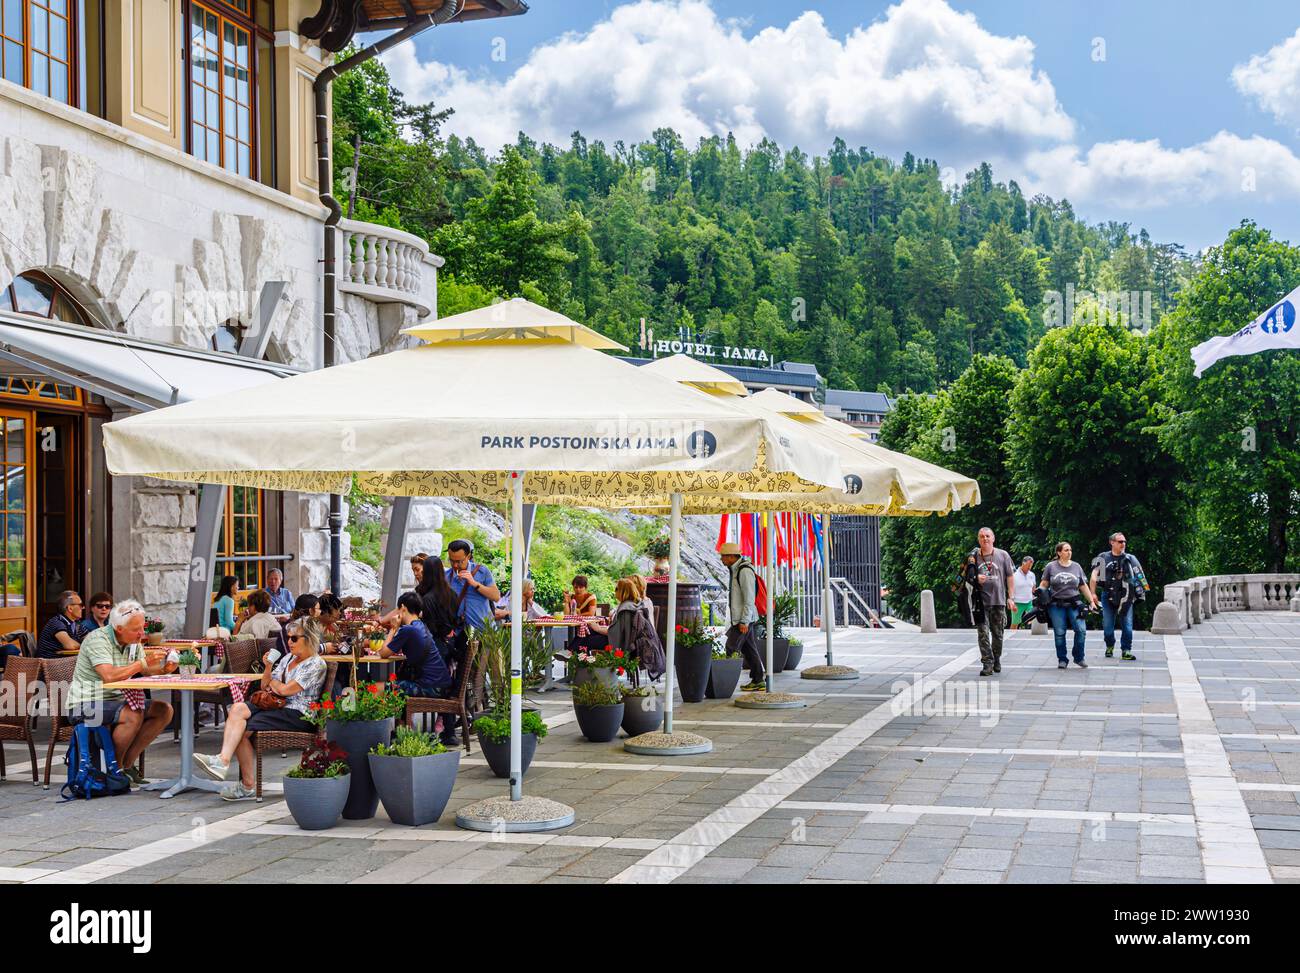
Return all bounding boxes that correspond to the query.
[130,477,199,631]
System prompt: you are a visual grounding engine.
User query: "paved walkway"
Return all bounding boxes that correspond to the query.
[3,614,1299,884]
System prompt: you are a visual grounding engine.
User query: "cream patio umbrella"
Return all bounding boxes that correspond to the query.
[102,299,845,828]
[637,355,980,685]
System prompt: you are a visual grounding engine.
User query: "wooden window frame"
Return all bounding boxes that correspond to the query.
[183,0,267,180]
[217,484,264,589]
[0,0,79,108]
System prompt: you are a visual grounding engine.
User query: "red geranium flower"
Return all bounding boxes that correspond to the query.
[368,683,382,695]
[323,699,335,710]
[613,649,624,658]
[389,673,397,682]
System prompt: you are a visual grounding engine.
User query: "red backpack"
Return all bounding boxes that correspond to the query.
[738,563,769,617]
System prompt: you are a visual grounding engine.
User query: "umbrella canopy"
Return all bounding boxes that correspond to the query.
[102,301,844,503]
[747,386,981,513]
[639,356,977,515]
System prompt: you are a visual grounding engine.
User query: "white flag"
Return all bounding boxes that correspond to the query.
[1192,284,1300,377]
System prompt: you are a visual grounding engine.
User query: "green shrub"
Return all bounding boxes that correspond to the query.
[572,680,622,707]
[473,708,549,743]
[372,726,447,758]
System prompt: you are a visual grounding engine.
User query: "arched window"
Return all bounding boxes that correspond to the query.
[0,271,92,327]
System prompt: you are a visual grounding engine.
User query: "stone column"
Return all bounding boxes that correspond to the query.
[919,590,937,633]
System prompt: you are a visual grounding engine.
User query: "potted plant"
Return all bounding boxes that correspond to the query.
[572,679,624,742]
[572,646,629,689]
[674,619,720,703]
[282,738,350,831]
[368,726,461,826]
[643,533,672,576]
[785,635,805,670]
[473,708,549,779]
[620,685,663,737]
[705,642,743,699]
[176,648,200,677]
[762,590,799,672]
[144,617,166,646]
[310,678,405,820]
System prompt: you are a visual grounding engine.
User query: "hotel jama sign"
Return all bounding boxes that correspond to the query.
[650,338,770,363]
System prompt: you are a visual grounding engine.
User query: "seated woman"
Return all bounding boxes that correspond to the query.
[232,588,281,641]
[566,576,598,617]
[80,591,114,637]
[493,579,550,623]
[288,593,320,624]
[194,618,328,801]
[378,554,428,629]
[213,575,239,636]
[567,575,608,655]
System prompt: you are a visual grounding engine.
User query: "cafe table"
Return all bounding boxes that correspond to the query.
[102,673,257,799]
[321,654,404,689]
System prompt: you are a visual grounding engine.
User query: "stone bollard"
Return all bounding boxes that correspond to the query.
[1031,616,1048,635]
[1150,600,1182,635]
[1291,595,1300,613]
[919,590,937,633]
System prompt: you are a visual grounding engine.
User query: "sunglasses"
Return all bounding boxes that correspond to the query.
[92,603,111,609]
[287,635,304,643]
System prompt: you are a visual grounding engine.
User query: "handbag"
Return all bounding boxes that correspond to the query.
[248,689,287,710]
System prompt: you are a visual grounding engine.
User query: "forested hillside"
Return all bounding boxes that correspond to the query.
[332,55,1191,394]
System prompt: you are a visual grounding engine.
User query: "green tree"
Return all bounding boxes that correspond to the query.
[1156,221,1300,573]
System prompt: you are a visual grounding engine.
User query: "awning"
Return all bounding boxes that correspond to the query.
[0,311,298,411]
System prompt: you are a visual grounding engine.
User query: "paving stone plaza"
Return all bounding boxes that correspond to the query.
[2,614,1297,885]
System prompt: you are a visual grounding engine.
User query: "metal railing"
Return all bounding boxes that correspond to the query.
[830,576,873,626]
[337,219,436,316]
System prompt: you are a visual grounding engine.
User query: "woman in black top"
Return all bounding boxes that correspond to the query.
[416,556,458,662]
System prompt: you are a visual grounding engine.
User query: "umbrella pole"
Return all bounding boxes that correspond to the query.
[823,513,833,666]
[663,492,681,734]
[509,471,524,802]
[765,514,775,693]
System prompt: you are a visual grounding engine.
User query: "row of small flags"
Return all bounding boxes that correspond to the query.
[716,512,824,567]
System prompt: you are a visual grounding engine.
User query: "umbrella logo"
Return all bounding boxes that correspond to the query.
[843,474,863,495]
[686,430,718,458]
[1261,300,1295,335]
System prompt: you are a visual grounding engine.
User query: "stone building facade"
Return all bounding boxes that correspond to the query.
[0,1,447,634]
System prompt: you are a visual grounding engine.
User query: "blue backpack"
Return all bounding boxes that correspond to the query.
[60,722,131,801]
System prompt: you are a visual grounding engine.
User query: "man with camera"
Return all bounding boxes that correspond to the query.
[969,527,1016,677]
[1089,532,1149,661]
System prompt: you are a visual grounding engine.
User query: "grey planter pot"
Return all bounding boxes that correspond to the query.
[574,702,625,742]
[325,717,394,820]
[573,667,618,689]
[368,749,461,827]
[706,656,743,698]
[477,731,538,779]
[674,643,711,702]
[282,772,350,831]
[784,640,804,670]
[621,692,664,737]
[768,636,790,674]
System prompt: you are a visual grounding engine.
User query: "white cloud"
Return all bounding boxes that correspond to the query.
[385,0,1074,161]
[1024,133,1300,209]
[1232,27,1300,129]
[383,0,1300,218]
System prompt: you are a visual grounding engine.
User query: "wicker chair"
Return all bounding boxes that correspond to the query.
[0,657,40,783]
[188,639,261,731]
[402,643,487,754]
[40,657,145,789]
[251,660,337,802]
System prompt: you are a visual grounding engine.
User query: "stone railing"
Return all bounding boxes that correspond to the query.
[337,219,437,316]
[1150,573,1300,634]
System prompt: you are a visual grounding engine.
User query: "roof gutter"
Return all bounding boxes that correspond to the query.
[311,0,464,593]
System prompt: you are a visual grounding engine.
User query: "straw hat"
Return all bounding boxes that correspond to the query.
[717,542,743,557]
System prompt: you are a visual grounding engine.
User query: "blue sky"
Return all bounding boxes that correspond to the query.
[383,0,1300,249]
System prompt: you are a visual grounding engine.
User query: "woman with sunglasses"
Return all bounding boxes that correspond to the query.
[194,618,328,801]
[80,592,113,637]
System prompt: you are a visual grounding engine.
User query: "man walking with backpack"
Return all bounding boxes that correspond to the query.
[1090,532,1149,661]
[970,528,1016,677]
[719,543,765,691]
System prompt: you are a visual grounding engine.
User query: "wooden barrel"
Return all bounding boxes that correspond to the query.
[646,580,703,644]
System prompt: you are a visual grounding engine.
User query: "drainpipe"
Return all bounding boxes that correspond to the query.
[313,1,464,594]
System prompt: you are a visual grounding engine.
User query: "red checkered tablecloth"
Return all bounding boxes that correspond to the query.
[121,674,254,711]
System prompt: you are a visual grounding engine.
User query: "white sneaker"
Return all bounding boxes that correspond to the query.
[220,781,256,801]
[195,753,230,781]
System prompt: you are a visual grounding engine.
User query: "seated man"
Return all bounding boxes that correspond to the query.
[265,568,295,616]
[38,590,86,659]
[65,599,175,786]
[380,592,456,744]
